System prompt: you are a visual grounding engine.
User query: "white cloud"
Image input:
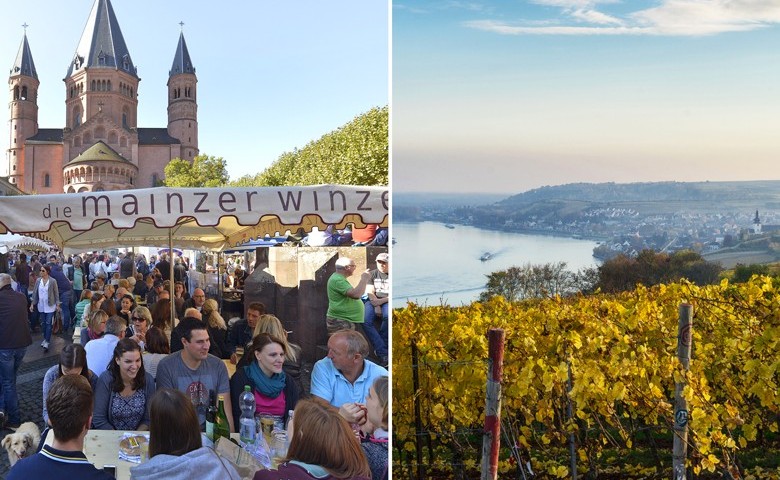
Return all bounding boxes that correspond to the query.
[571,8,624,25]
[465,0,780,36]
[531,0,619,7]
[464,20,644,35]
[440,1,488,12]
[394,4,430,14]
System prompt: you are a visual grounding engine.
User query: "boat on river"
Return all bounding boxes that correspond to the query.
[480,252,493,261]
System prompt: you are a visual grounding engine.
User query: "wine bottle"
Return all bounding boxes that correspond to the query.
[205,390,217,441]
[214,394,230,443]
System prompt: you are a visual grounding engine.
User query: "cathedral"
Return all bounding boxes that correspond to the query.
[6,0,199,194]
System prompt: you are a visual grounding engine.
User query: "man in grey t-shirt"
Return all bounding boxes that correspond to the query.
[155,317,233,431]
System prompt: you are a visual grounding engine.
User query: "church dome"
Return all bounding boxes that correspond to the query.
[63,140,138,193]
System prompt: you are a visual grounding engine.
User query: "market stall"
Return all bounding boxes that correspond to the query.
[0,185,388,322]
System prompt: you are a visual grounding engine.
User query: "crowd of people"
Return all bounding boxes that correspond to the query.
[0,248,390,480]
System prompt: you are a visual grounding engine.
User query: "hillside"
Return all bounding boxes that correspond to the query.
[499,180,780,214]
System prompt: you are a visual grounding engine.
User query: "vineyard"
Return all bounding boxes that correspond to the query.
[392,277,780,478]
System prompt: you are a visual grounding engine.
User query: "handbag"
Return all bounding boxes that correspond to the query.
[52,309,63,334]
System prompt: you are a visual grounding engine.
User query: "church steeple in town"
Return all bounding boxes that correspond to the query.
[170,30,196,77]
[11,29,38,80]
[167,27,199,161]
[64,0,140,139]
[66,0,137,78]
[7,27,40,190]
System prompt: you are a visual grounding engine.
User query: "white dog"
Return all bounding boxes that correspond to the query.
[2,422,41,466]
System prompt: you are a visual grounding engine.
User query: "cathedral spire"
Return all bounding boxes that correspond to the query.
[67,0,137,78]
[169,31,196,77]
[10,31,38,80]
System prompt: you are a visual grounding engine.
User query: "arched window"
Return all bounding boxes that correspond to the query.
[73,107,82,128]
[107,80,111,91]
[14,85,20,100]
[108,131,118,144]
[21,86,28,100]
[91,80,96,91]
[44,173,50,188]
[83,132,92,144]
[95,126,105,139]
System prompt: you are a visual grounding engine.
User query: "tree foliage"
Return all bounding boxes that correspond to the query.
[597,249,721,293]
[230,106,388,187]
[479,262,597,302]
[163,154,229,188]
[732,263,770,283]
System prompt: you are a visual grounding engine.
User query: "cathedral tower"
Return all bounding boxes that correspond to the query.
[7,31,39,191]
[167,31,199,161]
[64,0,139,160]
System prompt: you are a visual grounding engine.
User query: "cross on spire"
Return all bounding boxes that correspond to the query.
[179,21,185,32]
[22,23,29,33]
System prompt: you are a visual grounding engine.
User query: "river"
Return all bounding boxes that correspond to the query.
[393,222,600,306]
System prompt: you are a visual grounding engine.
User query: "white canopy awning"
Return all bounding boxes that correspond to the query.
[0,233,52,252]
[0,185,388,251]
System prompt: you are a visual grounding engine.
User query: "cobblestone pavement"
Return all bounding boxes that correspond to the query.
[0,331,63,477]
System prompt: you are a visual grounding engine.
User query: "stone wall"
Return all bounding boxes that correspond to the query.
[243,246,388,363]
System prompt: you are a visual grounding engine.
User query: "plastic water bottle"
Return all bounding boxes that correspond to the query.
[239,385,256,444]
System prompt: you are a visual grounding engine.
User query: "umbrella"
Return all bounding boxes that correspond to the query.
[0,233,52,252]
[0,185,387,324]
[158,248,184,256]
[0,185,388,251]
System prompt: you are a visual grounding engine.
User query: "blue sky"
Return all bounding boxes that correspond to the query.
[393,0,780,193]
[0,0,388,181]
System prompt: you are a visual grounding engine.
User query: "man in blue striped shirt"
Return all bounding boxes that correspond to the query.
[7,375,112,479]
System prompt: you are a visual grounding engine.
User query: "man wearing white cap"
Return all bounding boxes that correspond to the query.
[326,257,371,336]
[362,252,389,366]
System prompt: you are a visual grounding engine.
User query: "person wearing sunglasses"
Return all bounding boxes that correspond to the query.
[126,306,151,351]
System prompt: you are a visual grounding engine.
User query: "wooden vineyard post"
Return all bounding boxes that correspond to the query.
[411,341,426,480]
[673,304,693,480]
[481,328,505,480]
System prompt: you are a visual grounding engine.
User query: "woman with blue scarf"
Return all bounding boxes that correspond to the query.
[230,333,300,429]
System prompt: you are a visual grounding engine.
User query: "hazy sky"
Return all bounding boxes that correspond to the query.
[0,0,388,180]
[393,0,780,194]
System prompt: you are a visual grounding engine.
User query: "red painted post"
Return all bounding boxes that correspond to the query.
[481,328,505,480]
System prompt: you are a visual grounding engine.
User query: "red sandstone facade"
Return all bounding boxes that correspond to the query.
[6,0,198,194]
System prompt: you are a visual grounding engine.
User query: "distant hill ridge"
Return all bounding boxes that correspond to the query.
[500,180,780,206]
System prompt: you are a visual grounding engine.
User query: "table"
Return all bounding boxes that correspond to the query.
[44,429,241,480]
[44,429,141,480]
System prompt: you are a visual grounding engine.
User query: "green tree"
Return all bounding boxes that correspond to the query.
[479,262,595,302]
[230,106,388,187]
[732,263,770,283]
[597,249,721,293]
[163,154,229,187]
